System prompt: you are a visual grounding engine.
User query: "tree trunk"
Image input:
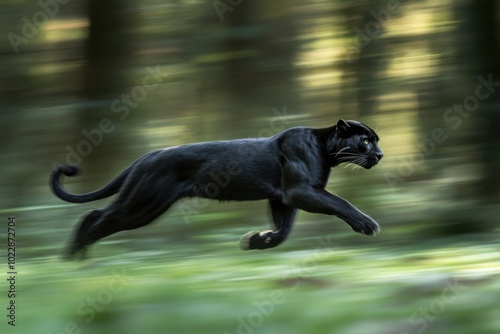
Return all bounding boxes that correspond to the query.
[79,0,135,188]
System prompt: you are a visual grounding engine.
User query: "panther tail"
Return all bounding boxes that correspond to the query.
[50,165,129,203]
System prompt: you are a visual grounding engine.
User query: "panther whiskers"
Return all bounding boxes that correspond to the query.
[330,146,351,158]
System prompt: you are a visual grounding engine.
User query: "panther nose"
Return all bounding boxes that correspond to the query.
[376,152,384,161]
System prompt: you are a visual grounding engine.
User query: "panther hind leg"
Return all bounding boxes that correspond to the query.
[64,209,102,260]
[240,200,297,250]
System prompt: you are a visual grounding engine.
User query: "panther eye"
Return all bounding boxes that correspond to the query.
[363,139,370,145]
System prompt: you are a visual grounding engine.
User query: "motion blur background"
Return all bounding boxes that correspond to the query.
[1,1,499,333]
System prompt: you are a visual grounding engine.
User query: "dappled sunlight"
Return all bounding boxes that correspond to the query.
[44,19,89,43]
[386,51,439,78]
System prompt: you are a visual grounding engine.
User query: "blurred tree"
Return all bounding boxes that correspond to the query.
[471,0,500,224]
[434,0,500,234]
[241,1,298,126]
[84,0,131,99]
[78,0,136,187]
[339,1,391,117]
[195,1,298,138]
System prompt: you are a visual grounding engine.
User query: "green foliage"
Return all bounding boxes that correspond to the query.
[10,239,500,334]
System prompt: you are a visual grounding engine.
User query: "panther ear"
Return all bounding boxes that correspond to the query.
[337,119,351,137]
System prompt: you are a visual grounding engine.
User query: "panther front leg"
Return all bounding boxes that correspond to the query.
[240,200,297,250]
[287,187,380,236]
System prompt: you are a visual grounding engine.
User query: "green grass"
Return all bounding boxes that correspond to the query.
[5,239,500,334]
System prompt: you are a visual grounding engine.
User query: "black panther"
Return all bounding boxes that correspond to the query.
[51,119,383,259]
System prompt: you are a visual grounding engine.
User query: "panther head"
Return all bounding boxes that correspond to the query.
[329,119,383,169]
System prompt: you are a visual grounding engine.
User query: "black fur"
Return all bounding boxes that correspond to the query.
[51,119,383,259]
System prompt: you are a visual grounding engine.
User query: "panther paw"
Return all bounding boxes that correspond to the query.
[239,231,260,250]
[352,217,380,236]
[239,230,274,250]
[62,243,88,261]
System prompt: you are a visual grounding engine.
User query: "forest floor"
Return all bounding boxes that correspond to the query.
[8,231,500,334]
